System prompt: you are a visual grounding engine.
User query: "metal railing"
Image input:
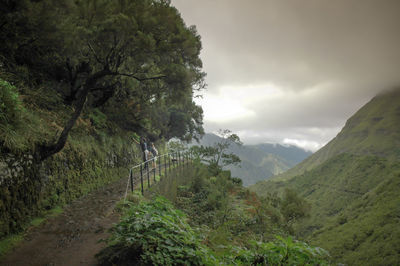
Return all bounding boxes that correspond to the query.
[123,150,192,199]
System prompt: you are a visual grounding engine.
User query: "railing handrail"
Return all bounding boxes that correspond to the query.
[123,149,192,200]
[129,150,188,171]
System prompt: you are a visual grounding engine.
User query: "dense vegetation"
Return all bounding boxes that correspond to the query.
[0,0,205,159]
[0,0,205,241]
[98,163,330,265]
[251,89,400,265]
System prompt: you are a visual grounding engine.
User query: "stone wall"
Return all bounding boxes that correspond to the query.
[0,137,142,238]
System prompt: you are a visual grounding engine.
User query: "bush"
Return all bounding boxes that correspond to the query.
[0,78,27,150]
[0,78,24,126]
[230,177,243,186]
[228,236,330,265]
[96,196,216,265]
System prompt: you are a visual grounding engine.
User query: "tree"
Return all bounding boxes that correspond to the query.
[192,129,242,175]
[280,188,311,231]
[0,0,206,160]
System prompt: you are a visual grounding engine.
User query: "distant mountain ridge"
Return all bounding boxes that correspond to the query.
[195,133,312,186]
[250,88,400,265]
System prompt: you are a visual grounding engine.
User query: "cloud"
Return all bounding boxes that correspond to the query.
[173,0,400,151]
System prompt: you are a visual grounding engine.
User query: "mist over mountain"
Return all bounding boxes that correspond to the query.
[250,88,400,265]
[195,133,312,186]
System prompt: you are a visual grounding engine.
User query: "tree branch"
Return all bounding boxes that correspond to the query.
[87,42,104,65]
[116,72,167,81]
[0,21,7,31]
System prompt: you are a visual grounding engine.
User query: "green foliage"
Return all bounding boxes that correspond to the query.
[192,129,242,175]
[168,139,187,153]
[0,234,23,260]
[0,78,26,150]
[101,170,330,265]
[225,236,329,265]
[281,188,311,226]
[174,163,298,245]
[0,79,24,124]
[88,108,107,129]
[1,0,206,160]
[96,196,216,266]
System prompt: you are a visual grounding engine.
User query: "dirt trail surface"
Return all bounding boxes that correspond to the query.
[0,177,130,266]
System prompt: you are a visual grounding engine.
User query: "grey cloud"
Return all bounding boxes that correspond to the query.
[176,0,400,89]
[172,0,400,150]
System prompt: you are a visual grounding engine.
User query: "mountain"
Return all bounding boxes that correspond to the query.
[195,133,312,186]
[272,88,400,181]
[250,88,400,265]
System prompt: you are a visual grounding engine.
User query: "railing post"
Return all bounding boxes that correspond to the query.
[153,159,156,183]
[169,153,171,171]
[130,169,134,192]
[147,163,150,188]
[159,156,162,179]
[165,154,168,177]
[140,164,144,195]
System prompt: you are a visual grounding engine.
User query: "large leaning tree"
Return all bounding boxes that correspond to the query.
[0,0,206,160]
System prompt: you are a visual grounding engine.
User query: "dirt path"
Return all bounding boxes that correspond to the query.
[0,176,130,266]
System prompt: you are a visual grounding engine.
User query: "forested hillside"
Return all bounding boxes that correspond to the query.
[251,88,400,265]
[197,133,311,185]
[0,0,204,240]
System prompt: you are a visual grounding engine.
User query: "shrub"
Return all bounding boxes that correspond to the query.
[0,78,27,150]
[96,196,216,265]
[0,78,24,126]
[229,236,330,265]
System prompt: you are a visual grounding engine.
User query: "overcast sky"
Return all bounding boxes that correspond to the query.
[171,0,400,151]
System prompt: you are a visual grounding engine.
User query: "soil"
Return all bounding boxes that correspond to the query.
[0,176,131,266]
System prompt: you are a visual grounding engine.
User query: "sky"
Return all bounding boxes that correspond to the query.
[171,0,400,152]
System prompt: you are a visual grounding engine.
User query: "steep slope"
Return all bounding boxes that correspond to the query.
[274,87,400,181]
[250,88,400,265]
[196,134,311,186]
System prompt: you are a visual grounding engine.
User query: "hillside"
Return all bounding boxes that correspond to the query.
[251,88,400,265]
[196,133,312,186]
[271,88,400,181]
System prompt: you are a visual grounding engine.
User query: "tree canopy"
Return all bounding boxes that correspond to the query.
[0,0,206,159]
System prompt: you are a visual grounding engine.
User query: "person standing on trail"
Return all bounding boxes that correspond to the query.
[139,137,149,170]
[149,142,158,169]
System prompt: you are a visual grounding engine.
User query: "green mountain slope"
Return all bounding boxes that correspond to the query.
[250,88,400,265]
[197,133,311,186]
[273,88,400,181]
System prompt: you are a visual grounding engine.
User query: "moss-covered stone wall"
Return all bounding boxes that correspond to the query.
[0,135,143,238]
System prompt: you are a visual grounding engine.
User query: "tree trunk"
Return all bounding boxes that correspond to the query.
[38,69,110,161]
